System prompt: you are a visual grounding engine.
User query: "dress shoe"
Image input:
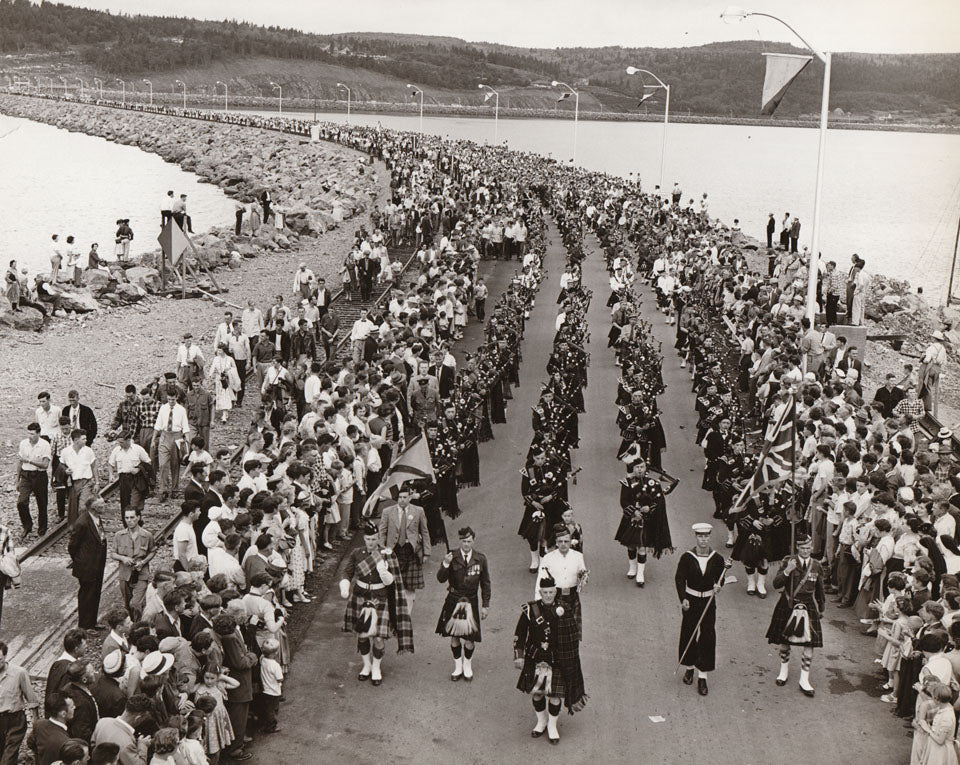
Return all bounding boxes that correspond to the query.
[775,678,787,687]
[799,685,815,698]
[371,677,382,687]
[697,678,709,696]
[683,668,694,685]
[757,590,768,599]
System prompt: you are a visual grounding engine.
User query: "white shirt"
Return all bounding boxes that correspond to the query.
[242,308,264,338]
[108,443,150,474]
[294,268,315,291]
[18,437,51,471]
[61,443,95,480]
[208,547,246,588]
[176,344,204,369]
[154,403,191,435]
[172,520,198,564]
[35,406,61,438]
[535,549,587,595]
[350,318,376,342]
[304,375,322,405]
[213,323,231,351]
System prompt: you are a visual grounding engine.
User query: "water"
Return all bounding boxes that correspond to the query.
[0,113,236,277]
[250,108,960,303]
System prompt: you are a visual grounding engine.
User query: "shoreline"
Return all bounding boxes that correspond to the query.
[7,89,958,135]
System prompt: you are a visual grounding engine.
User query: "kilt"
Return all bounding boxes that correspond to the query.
[615,512,646,549]
[396,544,425,590]
[765,591,823,648]
[557,591,583,642]
[342,590,394,642]
[516,607,587,713]
[436,592,482,642]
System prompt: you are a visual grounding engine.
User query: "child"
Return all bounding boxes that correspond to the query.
[868,571,907,640]
[323,460,344,550]
[197,663,237,760]
[560,506,584,555]
[259,638,284,734]
[335,452,355,541]
[186,437,214,472]
[177,710,210,765]
[149,727,181,765]
[879,597,917,703]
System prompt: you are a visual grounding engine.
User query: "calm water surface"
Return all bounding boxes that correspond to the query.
[0,113,235,277]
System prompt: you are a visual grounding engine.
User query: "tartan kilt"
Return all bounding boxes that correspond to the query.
[615,512,645,549]
[396,544,425,590]
[765,592,823,648]
[342,591,394,642]
[436,592,482,642]
[557,592,583,643]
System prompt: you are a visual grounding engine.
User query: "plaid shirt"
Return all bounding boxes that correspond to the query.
[51,432,72,461]
[826,270,846,296]
[893,398,925,432]
[112,397,143,433]
[138,399,163,432]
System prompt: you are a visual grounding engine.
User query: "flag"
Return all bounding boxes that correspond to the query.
[483,91,495,102]
[729,394,796,513]
[761,52,813,115]
[361,434,436,517]
[636,91,658,108]
[557,92,572,103]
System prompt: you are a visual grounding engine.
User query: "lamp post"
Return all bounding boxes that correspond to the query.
[215,80,228,111]
[407,84,424,134]
[625,66,671,191]
[142,79,153,106]
[175,79,186,109]
[58,76,67,96]
[336,82,351,122]
[478,83,500,144]
[722,5,831,326]
[76,78,86,99]
[115,78,125,106]
[93,78,103,100]
[270,81,282,114]
[551,80,579,165]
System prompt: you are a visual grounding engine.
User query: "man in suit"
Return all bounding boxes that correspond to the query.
[314,277,332,319]
[766,212,776,249]
[62,661,100,742]
[242,534,279,589]
[214,612,257,762]
[27,692,73,765]
[90,693,152,764]
[188,593,222,640]
[45,629,86,713]
[68,497,108,632]
[92,651,127,719]
[379,483,431,610]
[150,590,184,640]
[62,390,98,444]
[182,463,207,505]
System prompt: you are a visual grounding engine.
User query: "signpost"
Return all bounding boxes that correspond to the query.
[156,220,189,297]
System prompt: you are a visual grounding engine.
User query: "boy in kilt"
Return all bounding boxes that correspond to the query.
[513,573,588,745]
[615,459,674,587]
[766,533,825,698]
[340,521,414,687]
[436,527,491,682]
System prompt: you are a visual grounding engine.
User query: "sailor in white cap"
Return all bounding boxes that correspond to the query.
[674,522,729,696]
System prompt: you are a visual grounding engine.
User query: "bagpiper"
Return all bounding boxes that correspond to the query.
[674,523,730,696]
[615,459,674,587]
[513,571,588,745]
[518,447,567,571]
[340,521,414,686]
[766,532,825,697]
[436,526,492,682]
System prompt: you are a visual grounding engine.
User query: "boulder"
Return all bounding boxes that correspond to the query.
[84,269,112,291]
[115,283,145,302]
[58,289,101,313]
[229,252,242,270]
[0,305,44,331]
[126,266,162,294]
[99,293,121,306]
[880,295,903,314]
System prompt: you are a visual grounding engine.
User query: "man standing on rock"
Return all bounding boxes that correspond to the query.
[766,213,776,249]
[153,389,190,502]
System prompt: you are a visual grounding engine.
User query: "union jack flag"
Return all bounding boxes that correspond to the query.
[729,394,796,513]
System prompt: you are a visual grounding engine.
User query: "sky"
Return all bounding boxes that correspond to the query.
[60,0,959,54]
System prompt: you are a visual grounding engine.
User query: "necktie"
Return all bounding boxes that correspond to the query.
[166,407,173,432]
[398,507,407,546]
[71,408,79,428]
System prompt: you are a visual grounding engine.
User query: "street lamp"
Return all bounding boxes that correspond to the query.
[216,80,228,111]
[58,75,67,96]
[115,78,125,106]
[625,66,671,191]
[336,82,351,122]
[270,81,282,114]
[722,5,831,326]
[76,78,86,99]
[478,83,500,144]
[407,84,424,133]
[142,79,153,106]
[93,78,103,100]
[551,80,579,165]
[175,79,186,109]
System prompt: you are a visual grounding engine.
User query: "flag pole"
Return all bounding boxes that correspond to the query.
[804,51,831,325]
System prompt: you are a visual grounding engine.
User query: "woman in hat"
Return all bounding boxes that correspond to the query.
[766,533,826,697]
[512,572,588,745]
[339,521,413,686]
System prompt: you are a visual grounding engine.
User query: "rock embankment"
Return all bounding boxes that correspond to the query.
[0,94,379,325]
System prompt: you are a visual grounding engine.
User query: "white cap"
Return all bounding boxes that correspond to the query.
[692,523,713,534]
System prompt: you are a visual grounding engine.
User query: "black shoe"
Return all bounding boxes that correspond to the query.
[358,672,369,682]
[38,528,47,537]
[799,685,815,698]
[549,737,560,745]
[698,678,709,696]
[682,668,694,685]
[531,729,545,739]
[775,678,787,687]
[371,677,382,687]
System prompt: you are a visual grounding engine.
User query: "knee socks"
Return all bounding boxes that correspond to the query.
[451,644,462,659]
[800,653,812,672]
[548,700,561,716]
[637,552,647,563]
[532,696,546,712]
[358,638,371,654]
[372,644,385,660]
[779,645,791,662]
[464,646,475,660]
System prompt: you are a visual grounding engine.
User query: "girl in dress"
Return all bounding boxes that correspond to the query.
[879,599,918,704]
[196,664,237,760]
[207,345,241,423]
[913,681,958,765]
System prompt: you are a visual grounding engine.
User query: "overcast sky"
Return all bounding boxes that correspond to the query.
[64,0,958,54]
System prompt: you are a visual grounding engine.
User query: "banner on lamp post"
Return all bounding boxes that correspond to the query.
[760,52,813,115]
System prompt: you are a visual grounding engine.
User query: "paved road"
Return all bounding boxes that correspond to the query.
[252,224,909,764]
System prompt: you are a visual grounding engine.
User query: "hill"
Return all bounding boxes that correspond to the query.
[0,1,958,122]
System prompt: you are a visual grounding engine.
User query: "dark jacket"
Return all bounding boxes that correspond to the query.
[436,549,492,607]
[64,682,99,742]
[27,719,71,765]
[92,675,126,719]
[67,513,107,582]
[61,404,98,444]
[220,628,258,703]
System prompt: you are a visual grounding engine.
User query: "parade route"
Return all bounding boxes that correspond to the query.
[252,223,910,764]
